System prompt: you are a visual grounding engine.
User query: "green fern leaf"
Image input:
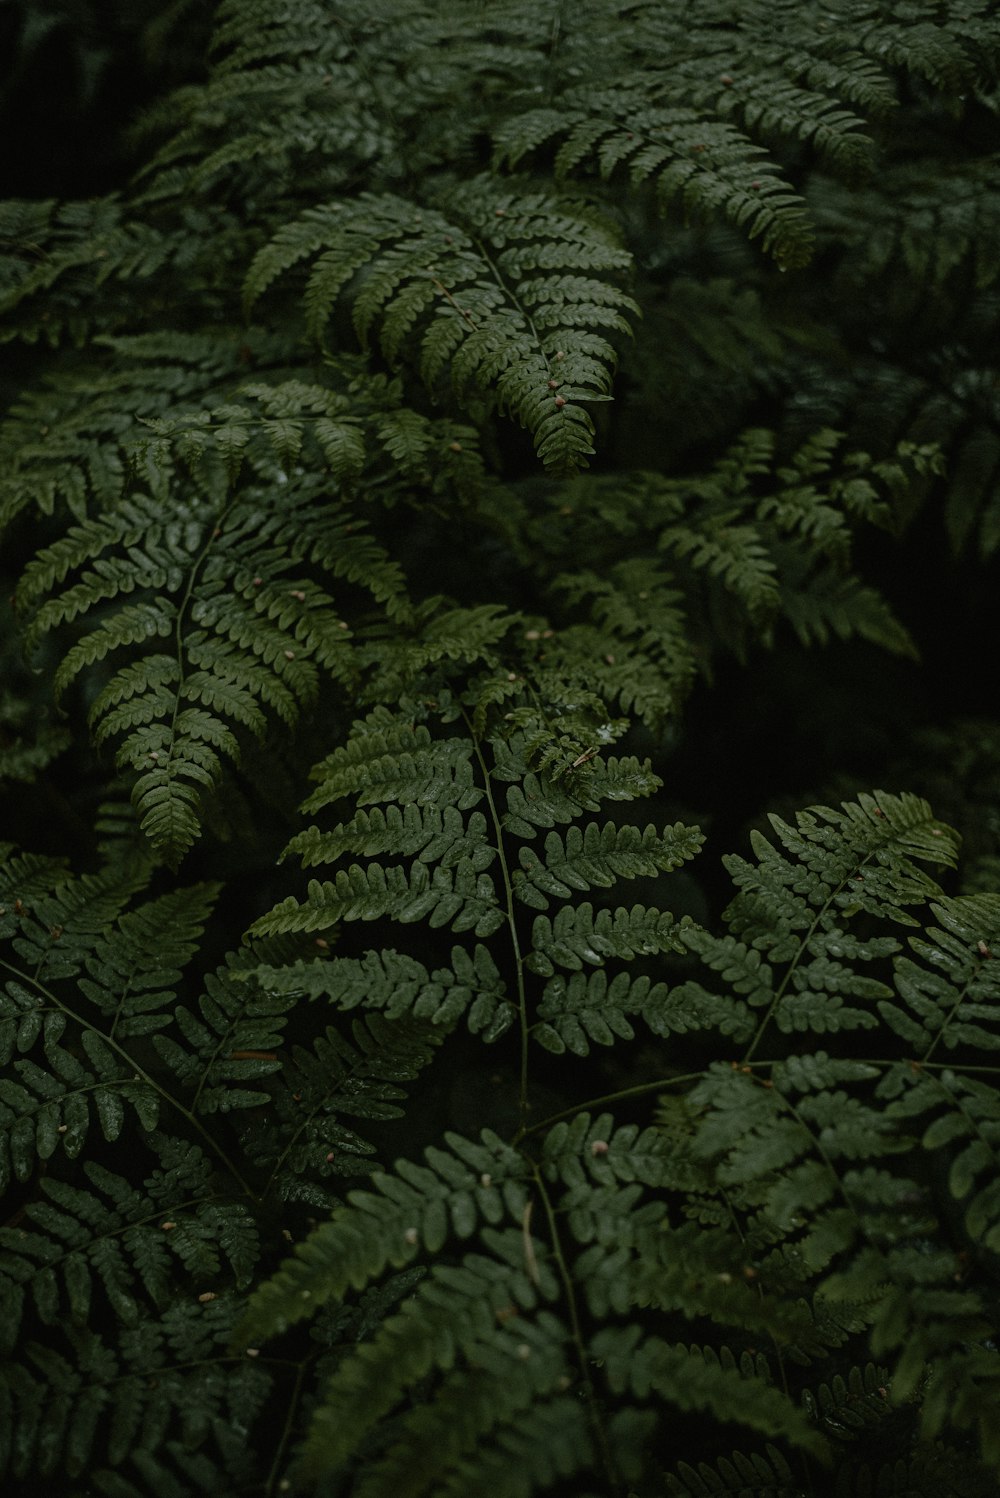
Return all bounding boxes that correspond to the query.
[302,718,482,815]
[351,1381,586,1498]
[245,177,638,472]
[254,859,504,939]
[512,820,703,910]
[0,879,218,1185]
[495,94,817,269]
[595,1325,825,1454]
[236,1129,530,1341]
[149,957,291,1113]
[253,942,515,1040]
[532,968,670,1055]
[285,802,495,872]
[541,1111,679,1190]
[297,1293,571,1485]
[240,1012,440,1186]
[665,1441,800,1497]
[0,1138,256,1356]
[0,1303,272,1486]
[881,893,1000,1054]
[0,1025,160,1191]
[527,900,689,977]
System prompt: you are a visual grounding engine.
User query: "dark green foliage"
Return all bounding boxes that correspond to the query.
[243,180,639,473]
[0,850,440,1488]
[232,781,1000,1491]
[3,1,1000,1495]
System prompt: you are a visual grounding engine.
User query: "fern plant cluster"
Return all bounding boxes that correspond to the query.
[2,1,1000,1494]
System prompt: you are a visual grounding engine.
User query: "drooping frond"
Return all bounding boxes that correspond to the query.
[495,91,819,271]
[12,459,408,864]
[244,178,639,472]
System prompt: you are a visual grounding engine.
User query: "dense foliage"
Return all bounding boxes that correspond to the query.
[2,2,1000,1494]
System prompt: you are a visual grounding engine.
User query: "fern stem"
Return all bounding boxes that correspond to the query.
[473,238,554,382]
[919,969,981,1064]
[467,717,532,1124]
[546,0,568,104]
[265,1355,313,1497]
[740,849,883,1065]
[158,501,232,862]
[520,1070,707,1136]
[849,1059,1000,1075]
[533,1165,623,1497]
[430,277,480,331]
[517,1055,1000,1140]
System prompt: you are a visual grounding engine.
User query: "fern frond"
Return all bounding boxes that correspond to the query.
[245,177,638,472]
[533,968,669,1055]
[550,558,698,727]
[881,893,1000,1055]
[0,880,218,1185]
[777,563,917,656]
[0,1302,272,1486]
[149,958,290,1113]
[240,1012,441,1185]
[298,1295,572,1488]
[668,789,1000,1468]
[0,1024,159,1191]
[253,943,515,1041]
[512,820,703,910]
[540,1111,679,1190]
[5,0,1000,1490]
[13,472,407,861]
[356,602,523,705]
[496,94,816,270]
[0,330,276,525]
[721,787,953,937]
[347,1321,579,1498]
[2,863,151,987]
[851,7,999,91]
[254,859,504,940]
[801,1359,893,1441]
[0,1137,256,1356]
[595,1325,825,1454]
[302,715,482,814]
[0,197,182,348]
[500,754,660,839]
[527,900,689,977]
[665,1441,800,1497]
[286,801,495,872]
[236,1129,531,1341]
